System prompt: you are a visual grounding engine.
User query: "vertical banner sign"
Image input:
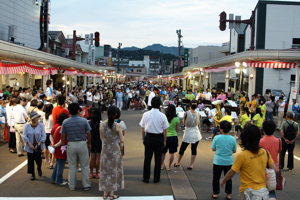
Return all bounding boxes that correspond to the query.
[184,49,189,67]
[109,51,112,66]
[85,34,89,45]
[288,87,298,112]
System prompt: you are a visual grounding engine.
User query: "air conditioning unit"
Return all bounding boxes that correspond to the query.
[8,25,17,40]
[292,44,300,48]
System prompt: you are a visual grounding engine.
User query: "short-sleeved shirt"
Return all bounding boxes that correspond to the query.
[211,135,237,166]
[167,117,180,137]
[186,94,195,101]
[259,136,280,170]
[51,124,68,160]
[139,108,169,134]
[52,106,70,125]
[250,100,257,113]
[231,149,274,192]
[61,115,91,141]
[220,115,232,122]
[253,114,263,128]
[280,120,299,138]
[116,92,123,102]
[259,104,267,119]
[240,114,251,129]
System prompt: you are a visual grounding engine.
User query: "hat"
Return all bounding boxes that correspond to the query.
[30,111,41,120]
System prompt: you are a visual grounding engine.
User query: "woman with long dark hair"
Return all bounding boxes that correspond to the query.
[174,100,201,170]
[88,107,102,179]
[43,104,53,164]
[161,104,180,171]
[234,107,251,139]
[221,124,277,199]
[253,107,264,128]
[99,106,124,199]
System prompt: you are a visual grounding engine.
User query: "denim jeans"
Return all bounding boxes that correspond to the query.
[51,158,66,184]
[266,111,274,122]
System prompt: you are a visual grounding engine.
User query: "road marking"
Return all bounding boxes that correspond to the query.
[0,197,173,200]
[286,152,300,161]
[163,154,197,200]
[0,160,27,185]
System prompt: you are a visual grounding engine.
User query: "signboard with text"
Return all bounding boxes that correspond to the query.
[184,49,189,67]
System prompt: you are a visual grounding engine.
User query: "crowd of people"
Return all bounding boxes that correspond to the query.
[0,79,299,200]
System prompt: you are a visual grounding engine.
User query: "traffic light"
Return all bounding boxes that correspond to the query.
[95,32,100,47]
[219,11,227,31]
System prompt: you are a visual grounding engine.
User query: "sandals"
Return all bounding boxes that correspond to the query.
[226,194,232,200]
[187,167,193,170]
[102,194,108,199]
[109,195,119,199]
[174,163,180,167]
[167,167,171,171]
[212,194,218,199]
[48,165,54,169]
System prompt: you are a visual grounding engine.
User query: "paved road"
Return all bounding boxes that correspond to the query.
[0,110,300,199]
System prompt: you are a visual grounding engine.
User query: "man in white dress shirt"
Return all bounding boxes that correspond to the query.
[140,97,169,183]
[13,98,28,156]
[147,87,158,110]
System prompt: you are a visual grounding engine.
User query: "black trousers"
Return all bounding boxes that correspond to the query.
[9,132,16,149]
[27,151,42,176]
[213,164,232,194]
[128,98,132,108]
[202,119,211,127]
[280,138,295,170]
[143,133,164,180]
[179,141,199,155]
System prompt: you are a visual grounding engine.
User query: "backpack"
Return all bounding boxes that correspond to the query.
[115,119,122,123]
[284,121,297,140]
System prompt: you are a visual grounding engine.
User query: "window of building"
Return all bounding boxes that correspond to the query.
[131,69,133,72]
[291,74,295,81]
[132,64,135,66]
[293,38,300,44]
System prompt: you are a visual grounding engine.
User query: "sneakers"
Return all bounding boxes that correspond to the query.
[58,181,68,186]
[83,186,91,191]
[288,169,293,172]
[206,137,213,141]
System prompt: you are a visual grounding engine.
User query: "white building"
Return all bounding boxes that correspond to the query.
[0,0,41,49]
[229,0,300,95]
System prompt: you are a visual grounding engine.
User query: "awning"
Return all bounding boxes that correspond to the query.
[0,63,49,76]
[248,61,297,69]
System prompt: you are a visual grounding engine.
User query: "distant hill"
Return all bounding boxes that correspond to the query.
[121,44,187,56]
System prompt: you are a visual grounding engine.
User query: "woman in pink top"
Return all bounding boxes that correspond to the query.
[211,94,217,102]
[217,90,227,103]
[259,120,280,199]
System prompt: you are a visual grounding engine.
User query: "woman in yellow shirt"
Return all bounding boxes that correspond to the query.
[253,108,264,128]
[234,107,251,139]
[221,124,277,199]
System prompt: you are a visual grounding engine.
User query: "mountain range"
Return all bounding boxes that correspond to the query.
[122,44,187,56]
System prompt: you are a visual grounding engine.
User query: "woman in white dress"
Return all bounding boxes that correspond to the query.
[174,100,201,170]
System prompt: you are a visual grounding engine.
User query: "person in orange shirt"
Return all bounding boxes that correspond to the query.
[52,95,70,125]
[250,95,257,119]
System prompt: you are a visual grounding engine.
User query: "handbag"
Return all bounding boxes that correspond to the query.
[264,149,276,191]
[276,139,286,190]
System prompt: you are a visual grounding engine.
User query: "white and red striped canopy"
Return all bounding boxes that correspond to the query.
[0,63,49,75]
[248,61,297,69]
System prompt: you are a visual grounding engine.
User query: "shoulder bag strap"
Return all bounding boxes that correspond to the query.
[53,126,61,137]
[278,138,281,172]
[264,148,270,168]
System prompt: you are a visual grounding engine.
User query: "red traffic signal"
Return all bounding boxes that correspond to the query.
[219,11,227,31]
[95,32,100,47]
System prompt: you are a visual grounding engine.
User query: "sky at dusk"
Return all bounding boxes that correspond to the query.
[50,0,259,48]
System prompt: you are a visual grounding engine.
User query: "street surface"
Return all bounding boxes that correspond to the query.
[0,110,300,200]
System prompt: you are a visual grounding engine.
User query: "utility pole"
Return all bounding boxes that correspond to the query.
[118,42,122,75]
[72,30,85,60]
[176,29,183,73]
